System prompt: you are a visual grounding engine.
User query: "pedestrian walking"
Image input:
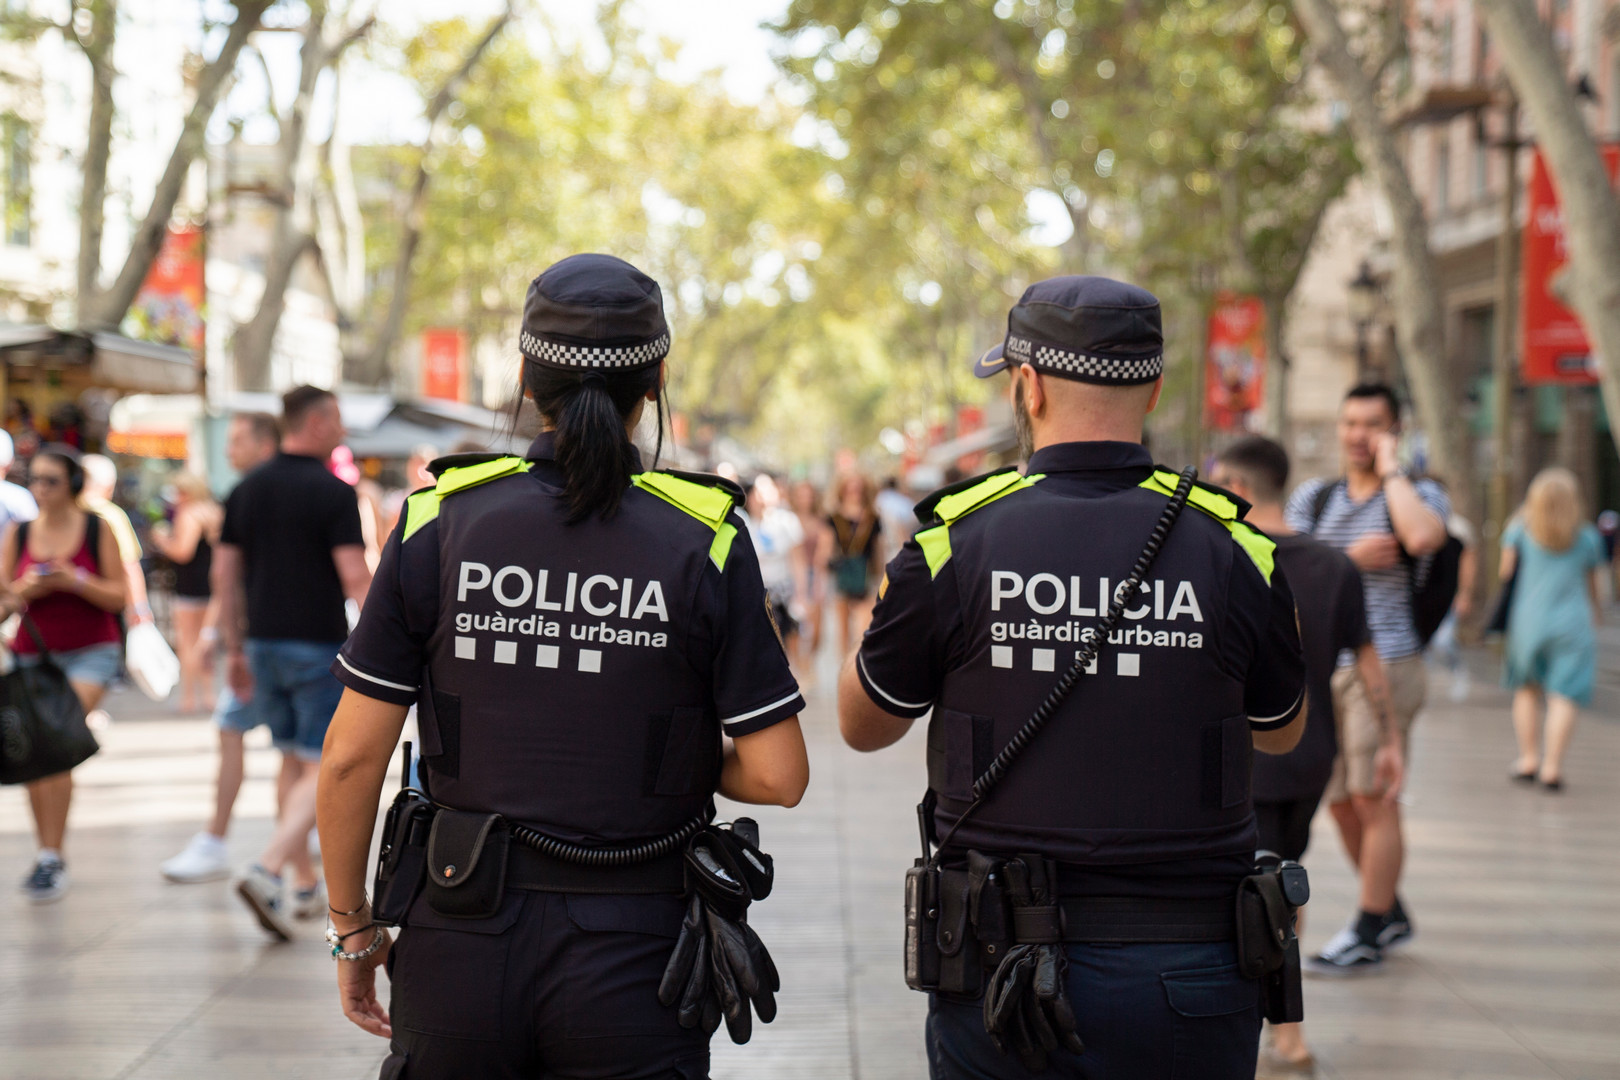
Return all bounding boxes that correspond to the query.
[160,411,280,884]
[1285,383,1451,976]
[147,472,222,712]
[5,445,127,903]
[316,253,809,1078]
[840,276,1307,1079]
[821,470,883,657]
[215,387,371,937]
[745,472,806,661]
[0,430,38,534]
[1502,468,1606,791]
[789,479,829,670]
[81,453,152,633]
[1213,436,1402,1078]
[875,475,916,562]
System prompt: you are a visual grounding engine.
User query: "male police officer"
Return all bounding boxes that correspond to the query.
[838,276,1308,1079]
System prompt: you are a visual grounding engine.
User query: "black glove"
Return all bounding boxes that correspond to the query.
[981,859,1084,1071]
[659,821,781,1045]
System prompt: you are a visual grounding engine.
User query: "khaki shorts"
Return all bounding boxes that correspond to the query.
[1325,654,1427,803]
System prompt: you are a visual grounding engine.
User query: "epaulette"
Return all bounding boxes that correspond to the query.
[911,467,1046,579]
[403,455,532,542]
[631,469,743,571]
[1139,468,1274,583]
[913,466,1023,525]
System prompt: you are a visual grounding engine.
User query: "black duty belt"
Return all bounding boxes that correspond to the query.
[1052,897,1234,943]
[505,839,686,895]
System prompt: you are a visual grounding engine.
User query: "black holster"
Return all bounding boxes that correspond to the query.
[1236,859,1309,1023]
[904,851,1015,995]
[372,783,434,927]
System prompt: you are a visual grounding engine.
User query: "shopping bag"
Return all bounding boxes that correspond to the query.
[0,617,98,785]
[125,621,180,702]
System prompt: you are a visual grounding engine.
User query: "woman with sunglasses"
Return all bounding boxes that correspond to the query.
[3,444,127,903]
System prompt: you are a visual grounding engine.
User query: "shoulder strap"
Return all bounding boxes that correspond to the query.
[909,470,1046,581]
[402,456,532,544]
[1308,480,1340,531]
[85,511,100,564]
[1139,469,1276,584]
[631,470,742,571]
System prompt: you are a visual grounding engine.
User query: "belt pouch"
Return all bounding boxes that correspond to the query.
[423,810,509,918]
[373,789,434,927]
[904,860,942,992]
[1234,872,1289,978]
[936,868,982,995]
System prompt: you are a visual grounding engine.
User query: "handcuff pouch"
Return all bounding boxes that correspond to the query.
[423,809,509,919]
[1236,860,1307,1023]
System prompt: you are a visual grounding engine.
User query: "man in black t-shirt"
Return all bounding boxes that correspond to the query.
[1213,436,1402,1074]
[216,386,372,939]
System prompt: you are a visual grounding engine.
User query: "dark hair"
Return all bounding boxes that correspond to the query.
[34,443,86,496]
[521,362,664,522]
[1344,382,1401,423]
[232,410,281,446]
[1216,435,1290,503]
[282,386,337,433]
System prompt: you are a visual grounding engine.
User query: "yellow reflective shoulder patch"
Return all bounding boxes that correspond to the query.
[1229,521,1276,585]
[435,456,530,496]
[632,472,735,529]
[1138,471,1273,583]
[915,524,952,578]
[934,472,1045,524]
[710,520,738,571]
[401,489,441,543]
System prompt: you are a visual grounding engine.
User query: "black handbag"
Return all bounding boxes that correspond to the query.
[0,615,98,785]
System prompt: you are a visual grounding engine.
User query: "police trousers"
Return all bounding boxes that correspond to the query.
[379,890,709,1080]
[925,942,1261,1080]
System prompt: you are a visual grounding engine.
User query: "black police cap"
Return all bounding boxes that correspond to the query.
[974,275,1163,386]
[519,253,670,370]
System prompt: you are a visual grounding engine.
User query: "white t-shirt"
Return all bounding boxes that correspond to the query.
[749,507,804,599]
[0,480,37,536]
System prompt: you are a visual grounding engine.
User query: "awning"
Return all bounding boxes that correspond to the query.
[0,326,199,394]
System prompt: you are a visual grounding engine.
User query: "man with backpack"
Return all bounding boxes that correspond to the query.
[1285,383,1455,977]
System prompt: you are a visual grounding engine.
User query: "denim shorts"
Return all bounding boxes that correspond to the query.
[19,642,124,689]
[240,639,346,761]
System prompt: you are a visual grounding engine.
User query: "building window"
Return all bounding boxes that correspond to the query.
[2,116,30,247]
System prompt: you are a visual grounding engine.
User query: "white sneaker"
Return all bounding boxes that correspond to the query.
[289,879,326,920]
[235,864,295,942]
[21,857,69,904]
[161,833,231,883]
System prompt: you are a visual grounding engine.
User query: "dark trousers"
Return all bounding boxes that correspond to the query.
[926,942,1261,1080]
[379,890,709,1079]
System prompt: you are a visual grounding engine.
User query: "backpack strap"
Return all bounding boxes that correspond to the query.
[1308,479,1342,532]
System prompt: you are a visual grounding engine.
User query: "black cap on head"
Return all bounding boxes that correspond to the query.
[519,253,670,370]
[974,275,1163,386]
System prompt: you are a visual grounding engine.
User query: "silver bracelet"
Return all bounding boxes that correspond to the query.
[329,924,387,962]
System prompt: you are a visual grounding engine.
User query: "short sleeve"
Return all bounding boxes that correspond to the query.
[328,485,366,549]
[220,484,247,547]
[1503,520,1525,552]
[1413,478,1452,524]
[854,539,952,719]
[1581,525,1606,570]
[1241,561,1307,730]
[332,514,434,705]
[1283,479,1327,535]
[709,514,804,737]
[1336,555,1371,654]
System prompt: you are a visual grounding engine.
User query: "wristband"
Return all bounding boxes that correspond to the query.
[330,896,370,918]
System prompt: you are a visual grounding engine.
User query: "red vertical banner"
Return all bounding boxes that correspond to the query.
[420,328,465,401]
[1205,294,1266,431]
[129,225,206,355]
[1521,145,1619,385]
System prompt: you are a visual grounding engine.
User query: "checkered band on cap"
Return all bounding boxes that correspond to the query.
[520,330,670,369]
[1007,334,1162,385]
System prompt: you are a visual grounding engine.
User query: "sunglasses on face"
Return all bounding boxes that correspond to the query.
[27,474,64,488]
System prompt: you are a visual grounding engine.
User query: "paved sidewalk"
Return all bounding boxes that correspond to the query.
[2,644,1617,1079]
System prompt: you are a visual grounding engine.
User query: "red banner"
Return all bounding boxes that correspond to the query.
[128,225,205,355]
[420,328,465,401]
[1205,294,1266,431]
[1521,145,1620,385]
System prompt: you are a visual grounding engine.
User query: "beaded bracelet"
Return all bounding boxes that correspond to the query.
[330,925,386,962]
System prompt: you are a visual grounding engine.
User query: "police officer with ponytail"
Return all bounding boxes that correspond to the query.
[316,254,810,1079]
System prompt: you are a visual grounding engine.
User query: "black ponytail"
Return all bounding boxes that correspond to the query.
[523,361,664,523]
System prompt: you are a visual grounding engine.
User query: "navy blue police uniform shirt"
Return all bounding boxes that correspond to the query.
[857,441,1306,902]
[1252,534,1369,804]
[334,432,804,845]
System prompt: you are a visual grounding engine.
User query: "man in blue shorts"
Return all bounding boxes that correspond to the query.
[215,389,371,940]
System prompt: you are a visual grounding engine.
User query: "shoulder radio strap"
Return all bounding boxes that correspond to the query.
[921,467,1199,867]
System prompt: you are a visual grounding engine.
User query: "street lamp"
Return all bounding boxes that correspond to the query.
[1347,260,1379,380]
